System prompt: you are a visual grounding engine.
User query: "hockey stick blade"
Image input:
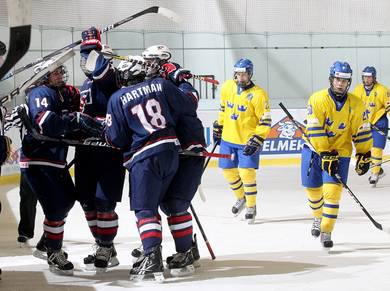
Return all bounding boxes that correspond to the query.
[157,7,182,23]
[0,0,32,80]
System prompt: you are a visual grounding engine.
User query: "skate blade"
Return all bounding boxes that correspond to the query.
[17,242,29,248]
[32,250,47,260]
[246,218,256,224]
[49,265,74,276]
[108,257,120,268]
[193,260,201,268]
[170,265,195,277]
[83,264,96,272]
[129,272,165,282]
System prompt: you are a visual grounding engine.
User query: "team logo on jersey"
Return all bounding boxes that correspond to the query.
[261,116,305,155]
[227,101,234,108]
[230,113,239,120]
[363,109,370,120]
[237,105,247,112]
[325,117,333,126]
[327,131,336,137]
[246,93,253,101]
[338,122,346,129]
[369,102,375,107]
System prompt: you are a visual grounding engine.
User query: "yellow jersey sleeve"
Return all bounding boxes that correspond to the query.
[351,97,373,154]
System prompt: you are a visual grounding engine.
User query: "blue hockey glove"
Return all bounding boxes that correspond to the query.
[213,120,223,145]
[80,26,102,55]
[355,151,371,176]
[67,112,103,138]
[243,135,264,156]
[320,150,339,176]
[161,62,192,85]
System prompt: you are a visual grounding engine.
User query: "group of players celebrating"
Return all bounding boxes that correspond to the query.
[0,26,389,282]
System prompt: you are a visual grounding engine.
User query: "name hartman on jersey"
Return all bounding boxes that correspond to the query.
[120,83,163,106]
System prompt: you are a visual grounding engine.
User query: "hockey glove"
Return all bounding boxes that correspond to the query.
[243,135,264,156]
[355,151,371,176]
[68,112,104,138]
[213,120,223,145]
[80,27,102,54]
[161,62,192,85]
[0,135,12,165]
[320,150,339,176]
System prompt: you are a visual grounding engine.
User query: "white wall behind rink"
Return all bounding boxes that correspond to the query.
[1,109,389,177]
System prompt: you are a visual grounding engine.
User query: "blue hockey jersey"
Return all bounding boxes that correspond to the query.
[20,84,80,168]
[105,78,200,167]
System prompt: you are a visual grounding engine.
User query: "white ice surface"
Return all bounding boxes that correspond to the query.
[2,164,390,291]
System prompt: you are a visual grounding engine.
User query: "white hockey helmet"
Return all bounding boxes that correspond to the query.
[116,55,146,86]
[33,59,68,87]
[142,45,171,62]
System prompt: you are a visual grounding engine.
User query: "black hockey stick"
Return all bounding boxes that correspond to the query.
[190,204,216,260]
[0,0,32,80]
[279,102,390,234]
[1,6,181,81]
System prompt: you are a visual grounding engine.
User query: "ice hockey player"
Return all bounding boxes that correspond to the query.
[105,56,203,281]
[302,61,372,250]
[213,58,271,224]
[19,59,103,275]
[76,26,125,272]
[352,66,389,186]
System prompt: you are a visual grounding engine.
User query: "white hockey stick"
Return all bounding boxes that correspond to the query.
[0,49,75,106]
[1,6,181,81]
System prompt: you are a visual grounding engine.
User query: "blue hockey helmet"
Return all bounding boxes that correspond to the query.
[362,66,376,78]
[329,61,352,98]
[329,61,352,79]
[234,58,253,78]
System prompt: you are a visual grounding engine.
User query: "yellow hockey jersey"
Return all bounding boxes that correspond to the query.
[305,89,372,157]
[352,82,390,124]
[217,79,271,145]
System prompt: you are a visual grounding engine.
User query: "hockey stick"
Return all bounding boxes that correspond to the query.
[91,50,221,86]
[0,49,75,106]
[181,150,232,160]
[190,204,216,260]
[198,143,219,202]
[369,159,390,169]
[0,0,32,80]
[1,6,181,81]
[279,102,390,234]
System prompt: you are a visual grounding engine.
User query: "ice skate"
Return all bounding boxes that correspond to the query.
[369,168,385,187]
[311,217,321,238]
[167,234,200,268]
[47,249,74,276]
[84,243,119,271]
[129,246,164,282]
[167,249,195,277]
[32,234,48,260]
[245,206,257,224]
[320,232,333,251]
[232,198,246,216]
[17,235,30,248]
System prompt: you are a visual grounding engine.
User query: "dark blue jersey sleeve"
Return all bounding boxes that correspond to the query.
[105,93,133,149]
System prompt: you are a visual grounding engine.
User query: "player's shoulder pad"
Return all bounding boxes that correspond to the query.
[28,85,56,98]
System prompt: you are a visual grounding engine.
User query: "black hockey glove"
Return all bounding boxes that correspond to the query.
[213,120,223,145]
[68,112,104,138]
[355,151,371,176]
[320,150,339,176]
[243,135,264,156]
[0,135,12,166]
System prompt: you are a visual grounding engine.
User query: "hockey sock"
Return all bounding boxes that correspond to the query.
[371,147,383,175]
[239,168,257,208]
[305,187,323,218]
[135,211,162,255]
[43,218,65,250]
[223,168,245,200]
[83,210,98,241]
[96,211,118,246]
[167,211,193,253]
[321,183,342,233]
